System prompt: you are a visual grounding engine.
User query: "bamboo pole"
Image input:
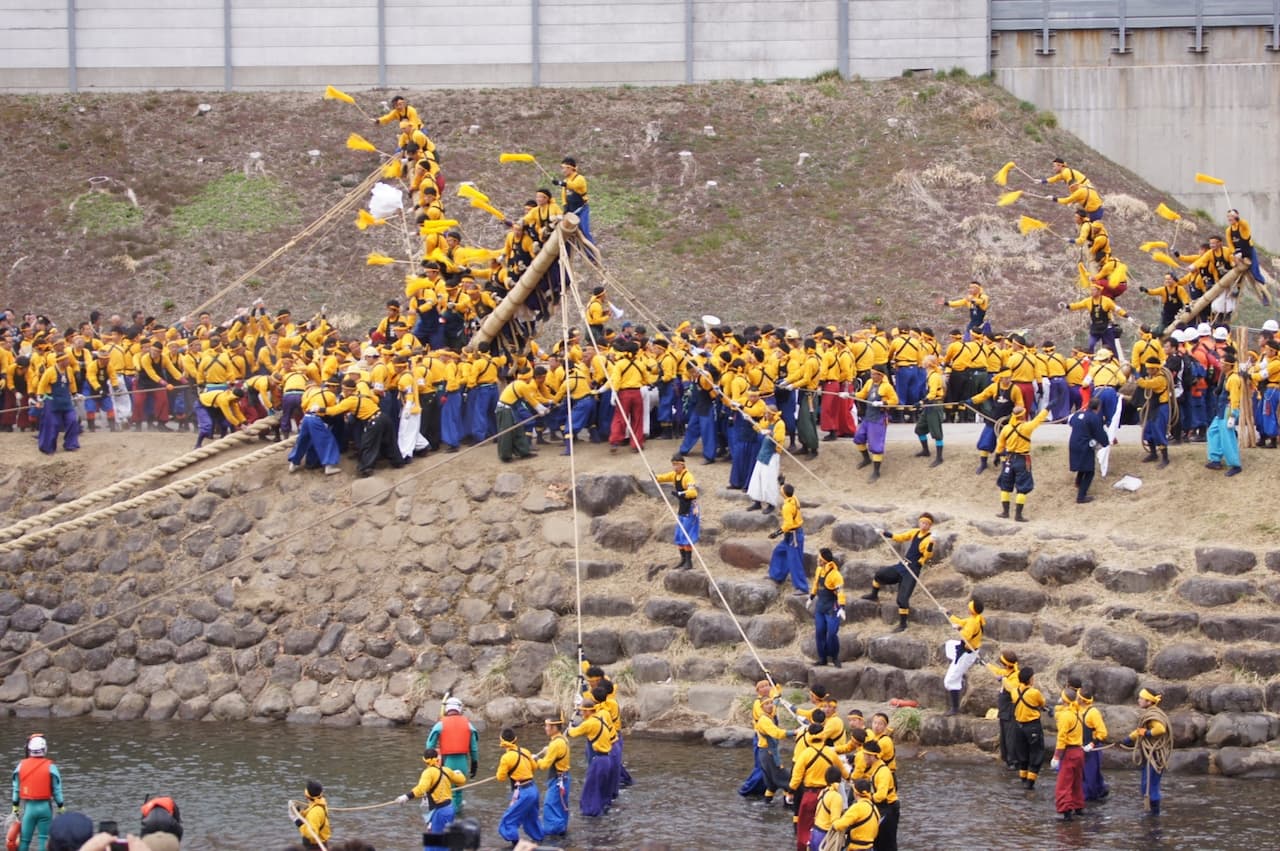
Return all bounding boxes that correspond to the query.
[1158,257,1250,338]
[466,213,579,351]
[1235,326,1257,449]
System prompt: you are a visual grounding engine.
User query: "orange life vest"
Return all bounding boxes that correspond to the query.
[438,714,471,755]
[140,797,176,818]
[17,758,53,800]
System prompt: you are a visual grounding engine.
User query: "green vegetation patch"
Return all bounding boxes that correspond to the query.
[591,178,672,248]
[73,192,141,235]
[171,172,299,238]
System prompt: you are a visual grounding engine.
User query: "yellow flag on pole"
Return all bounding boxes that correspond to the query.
[454,247,500,265]
[1138,241,1168,253]
[469,198,507,221]
[456,183,491,204]
[346,133,377,153]
[997,190,1023,207]
[1017,215,1047,235]
[1150,251,1182,270]
[993,161,1016,187]
[1154,202,1181,221]
[500,152,537,164]
[1077,263,1091,291]
[1195,172,1225,186]
[366,253,397,266]
[324,85,357,105]
[419,218,459,233]
[356,209,387,231]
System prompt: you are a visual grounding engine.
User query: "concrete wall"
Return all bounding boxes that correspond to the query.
[994,27,1280,251]
[0,0,995,92]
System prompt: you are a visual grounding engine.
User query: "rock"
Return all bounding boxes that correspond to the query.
[1095,563,1179,594]
[1215,747,1280,778]
[10,605,47,633]
[112,693,148,721]
[575,473,637,515]
[0,671,30,702]
[569,560,624,579]
[1028,552,1096,586]
[1058,663,1137,705]
[730,655,809,684]
[704,726,754,747]
[590,516,651,551]
[1169,710,1208,746]
[919,714,975,746]
[468,624,511,646]
[1177,577,1254,608]
[210,692,250,721]
[720,511,778,532]
[253,684,292,720]
[632,654,673,683]
[1205,713,1276,748]
[213,508,253,537]
[1150,643,1217,680]
[717,538,774,570]
[1135,611,1199,634]
[663,570,709,597]
[283,628,321,656]
[1199,615,1280,643]
[373,696,414,724]
[1192,684,1264,714]
[971,581,1048,613]
[456,598,493,625]
[507,643,554,697]
[851,664,908,703]
[831,522,882,551]
[867,634,931,670]
[643,597,696,627]
[349,476,391,506]
[580,628,622,664]
[985,616,1034,642]
[580,595,635,617]
[715,579,780,616]
[676,655,726,681]
[686,611,740,648]
[1267,550,1280,573]
[524,570,573,614]
[1223,646,1280,678]
[170,666,210,701]
[51,601,86,625]
[1167,748,1212,775]
[1195,546,1257,576]
[514,610,559,642]
[186,494,219,523]
[686,684,740,718]
[484,696,528,726]
[622,628,678,656]
[949,545,1028,579]
[67,621,115,650]
[1041,622,1082,646]
[101,658,138,687]
[492,472,524,497]
[745,615,795,649]
[635,684,678,721]
[1083,628,1148,672]
[135,640,176,666]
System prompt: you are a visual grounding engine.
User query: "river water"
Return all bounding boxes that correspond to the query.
[2,719,1273,850]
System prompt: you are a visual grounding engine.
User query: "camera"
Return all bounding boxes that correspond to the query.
[422,818,480,850]
[97,821,127,851]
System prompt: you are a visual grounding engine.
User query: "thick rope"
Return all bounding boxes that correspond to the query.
[555,257,587,682]
[0,415,280,545]
[0,435,293,553]
[1134,706,1172,773]
[287,800,329,851]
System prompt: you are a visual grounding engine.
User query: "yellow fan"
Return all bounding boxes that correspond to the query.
[366,253,397,266]
[427,249,451,266]
[382,159,403,179]
[325,85,356,105]
[346,133,377,153]
[469,198,507,221]
[1154,203,1181,222]
[356,209,386,231]
[1017,215,1047,235]
[1139,241,1168,253]
[454,247,500,265]
[419,218,459,233]
[997,190,1023,207]
[500,152,536,164]
[1076,263,1091,291]
[456,183,490,204]
[993,161,1016,187]
[1194,172,1224,186]
[1150,251,1183,270]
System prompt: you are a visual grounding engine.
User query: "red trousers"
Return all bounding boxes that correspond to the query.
[1054,746,1085,813]
[795,788,820,851]
[819,381,857,435]
[609,388,644,449]
[132,384,170,423]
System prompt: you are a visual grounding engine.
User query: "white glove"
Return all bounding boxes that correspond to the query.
[1227,417,1236,429]
[836,608,846,622]
[307,406,321,414]
[839,392,852,399]
[868,400,882,407]
[805,597,815,613]
[573,692,584,707]
[395,794,409,804]
[1051,758,1060,771]
[1082,743,1094,753]
[535,404,549,416]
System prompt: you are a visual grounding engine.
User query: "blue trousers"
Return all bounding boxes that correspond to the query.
[678,409,717,461]
[767,528,806,591]
[422,801,456,851]
[562,395,597,438]
[579,753,612,816]
[775,387,796,436]
[1206,411,1241,468]
[542,773,571,836]
[439,393,464,448]
[497,783,543,843]
[1048,376,1070,420]
[1082,749,1109,801]
[19,799,53,851]
[729,416,760,489]
[1260,387,1279,437]
[37,408,79,454]
[1142,402,1169,447]
[289,414,340,467]
[814,609,840,662]
[1094,386,1119,428]
[1139,761,1162,803]
[466,383,498,442]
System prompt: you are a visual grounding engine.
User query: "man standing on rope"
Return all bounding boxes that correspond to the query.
[944,281,990,338]
[995,405,1050,522]
[537,715,572,837]
[426,697,479,811]
[808,548,846,667]
[853,367,897,482]
[1012,667,1047,790]
[1077,684,1110,802]
[862,513,935,632]
[495,728,545,845]
[395,747,467,849]
[654,454,699,569]
[943,598,984,716]
[11,733,64,851]
[912,355,946,466]
[1122,688,1171,815]
[1067,398,1109,503]
[1051,685,1086,821]
[767,483,806,594]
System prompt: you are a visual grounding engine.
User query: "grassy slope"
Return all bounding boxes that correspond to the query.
[0,75,1266,339]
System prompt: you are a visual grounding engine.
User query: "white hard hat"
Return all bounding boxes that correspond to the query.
[363,347,379,358]
[1213,327,1230,341]
[444,697,463,713]
[1196,323,1212,337]
[27,735,47,755]
[1263,319,1279,332]
[1173,329,1192,343]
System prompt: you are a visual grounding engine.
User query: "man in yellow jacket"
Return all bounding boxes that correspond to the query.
[1051,687,1086,820]
[808,547,846,667]
[766,483,806,593]
[863,513,936,632]
[292,779,330,849]
[995,406,1050,521]
[943,597,984,715]
[395,747,467,843]
[495,729,543,844]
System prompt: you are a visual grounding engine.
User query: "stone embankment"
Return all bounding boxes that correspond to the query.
[1,461,1279,778]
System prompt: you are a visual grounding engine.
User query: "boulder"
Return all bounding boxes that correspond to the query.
[575,473,637,516]
[483,696,529,726]
[112,693,147,721]
[1028,552,1096,586]
[1204,713,1276,748]
[622,628,678,656]
[809,666,861,700]
[676,656,726,681]
[579,627,622,664]
[831,522,883,551]
[949,545,1028,579]
[373,696,414,724]
[798,635,865,664]
[918,715,974,746]
[1135,611,1199,634]
[985,616,1034,642]
[1167,749,1212,775]
[663,570,709,597]
[971,581,1048,613]
[686,684,740,718]
[1199,615,1280,643]
[514,610,559,642]
[1195,546,1257,576]
[508,643,556,697]
[1083,628,1148,672]
[1041,623,1083,647]
[704,726,755,747]
[1094,563,1178,594]
[579,595,635,617]
[10,606,47,633]
[686,611,739,648]
[590,516,651,551]
[1058,663,1137,705]
[1215,747,1280,779]
[635,685,678,721]
[210,692,250,721]
[631,654,673,683]
[715,579,779,616]
[1192,684,1264,714]
[643,597,696,628]
[568,560,624,580]
[524,570,574,614]
[721,511,779,532]
[731,655,811,685]
[1222,646,1280,678]
[1168,710,1208,747]
[851,664,909,703]
[867,634,930,670]
[1176,577,1254,608]
[745,615,796,649]
[1150,643,1217,680]
[252,684,292,720]
[718,538,774,571]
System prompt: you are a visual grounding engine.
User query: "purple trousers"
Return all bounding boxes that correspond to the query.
[38,408,80,454]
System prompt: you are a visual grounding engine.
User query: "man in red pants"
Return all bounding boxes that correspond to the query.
[608,340,648,451]
[1051,685,1086,820]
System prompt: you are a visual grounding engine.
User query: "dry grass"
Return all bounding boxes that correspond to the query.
[1106,192,1150,220]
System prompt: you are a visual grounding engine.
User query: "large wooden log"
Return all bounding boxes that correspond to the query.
[1158,257,1250,338]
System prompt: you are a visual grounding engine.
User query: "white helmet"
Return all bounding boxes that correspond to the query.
[1196,322,1212,337]
[1263,319,1279,332]
[444,697,463,714]
[27,735,47,756]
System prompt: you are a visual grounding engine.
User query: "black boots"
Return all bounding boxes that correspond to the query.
[861,586,879,602]
[946,690,961,716]
[1157,446,1169,468]
[857,450,872,469]
[998,500,1010,519]
[1014,503,1027,523]
[930,445,944,468]
[869,460,881,482]
[746,501,762,511]
[915,441,931,458]
[672,549,692,570]
[893,613,909,632]
[975,456,988,474]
